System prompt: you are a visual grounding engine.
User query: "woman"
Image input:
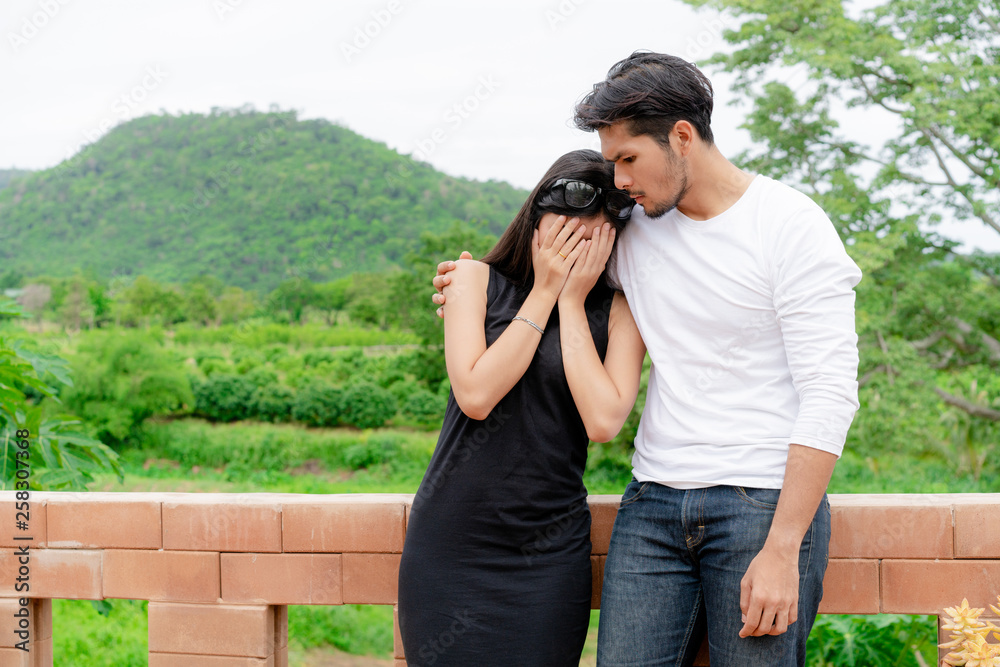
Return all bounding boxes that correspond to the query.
[397,149,647,666]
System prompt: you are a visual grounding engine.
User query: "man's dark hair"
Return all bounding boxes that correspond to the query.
[574,51,715,147]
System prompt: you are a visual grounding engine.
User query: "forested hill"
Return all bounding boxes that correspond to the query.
[0,108,526,291]
[0,169,32,190]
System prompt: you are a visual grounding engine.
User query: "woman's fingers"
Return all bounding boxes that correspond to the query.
[557,221,587,258]
[540,215,569,249]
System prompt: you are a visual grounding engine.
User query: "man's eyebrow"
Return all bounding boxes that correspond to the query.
[606,151,624,162]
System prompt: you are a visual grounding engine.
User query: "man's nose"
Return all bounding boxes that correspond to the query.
[614,168,631,191]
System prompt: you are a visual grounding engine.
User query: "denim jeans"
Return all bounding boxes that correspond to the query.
[596,480,830,666]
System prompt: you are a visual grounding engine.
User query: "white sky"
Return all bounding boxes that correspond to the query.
[2,0,998,252]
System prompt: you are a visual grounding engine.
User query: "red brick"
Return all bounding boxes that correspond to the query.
[283,501,405,553]
[32,637,52,665]
[818,559,880,614]
[0,548,102,599]
[342,553,400,604]
[0,598,51,646]
[221,554,341,604]
[591,555,605,610]
[589,497,618,555]
[882,559,1000,613]
[954,504,1000,558]
[274,646,287,667]
[394,605,404,659]
[47,497,161,549]
[0,647,31,666]
[163,500,281,552]
[149,653,273,666]
[148,602,274,658]
[395,661,407,667]
[0,495,46,548]
[104,550,219,602]
[829,502,952,559]
[274,604,288,649]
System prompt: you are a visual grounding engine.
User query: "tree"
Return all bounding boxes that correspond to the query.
[17,284,51,331]
[683,0,1000,461]
[313,278,351,325]
[0,298,123,490]
[687,0,999,242]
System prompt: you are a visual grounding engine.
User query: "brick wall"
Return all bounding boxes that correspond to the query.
[0,492,997,665]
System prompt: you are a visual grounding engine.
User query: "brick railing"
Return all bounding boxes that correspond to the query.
[1,492,998,665]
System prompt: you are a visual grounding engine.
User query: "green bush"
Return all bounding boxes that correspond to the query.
[61,329,194,445]
[244,367,279,388]
[343,432,402,470]
[302,349,337,367]
[291,382,345,427]
[232,348,266,374]
[198,357,234,377]
[400,387,445,426]
[193,374,256,422]
[250,385,294,422]
[342,381,397,429]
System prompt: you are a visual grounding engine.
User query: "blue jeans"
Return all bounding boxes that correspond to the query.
[596,480,830,666]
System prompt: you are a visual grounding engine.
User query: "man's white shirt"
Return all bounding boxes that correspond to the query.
[610,174,863,489]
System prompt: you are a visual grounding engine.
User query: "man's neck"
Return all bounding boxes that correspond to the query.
[676,146,755,221]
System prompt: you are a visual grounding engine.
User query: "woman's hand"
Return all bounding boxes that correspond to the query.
[532,216,588,301]
[559,222,616,306]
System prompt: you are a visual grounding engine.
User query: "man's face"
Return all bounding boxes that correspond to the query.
[598,122,689,219]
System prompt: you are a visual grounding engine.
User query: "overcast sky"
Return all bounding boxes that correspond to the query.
[2,0,998,252]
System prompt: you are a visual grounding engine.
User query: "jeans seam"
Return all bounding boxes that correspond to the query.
[733,485,779,510]
[673,588,703,667]
[618,481,651,509]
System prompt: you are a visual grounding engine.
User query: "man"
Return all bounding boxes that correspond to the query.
[433,51,861,666]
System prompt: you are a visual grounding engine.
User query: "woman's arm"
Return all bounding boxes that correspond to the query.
[444,219,589,420]
[557,225,646,442]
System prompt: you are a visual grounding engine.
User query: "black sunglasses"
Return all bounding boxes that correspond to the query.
[545,178,635,222]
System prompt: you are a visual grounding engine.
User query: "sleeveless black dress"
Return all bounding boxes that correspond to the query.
[397,264,615,667]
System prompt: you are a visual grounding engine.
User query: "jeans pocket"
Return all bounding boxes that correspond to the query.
[732,486,780,510]
[618,480,652,509]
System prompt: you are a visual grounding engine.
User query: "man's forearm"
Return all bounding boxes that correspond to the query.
[764,444,837,552]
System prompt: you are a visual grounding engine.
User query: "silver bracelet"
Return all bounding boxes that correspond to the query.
[512,315,545,335]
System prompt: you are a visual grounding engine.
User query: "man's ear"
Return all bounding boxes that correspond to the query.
[671,120,696,157]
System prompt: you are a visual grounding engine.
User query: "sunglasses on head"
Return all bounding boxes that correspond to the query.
[545,178,635,222]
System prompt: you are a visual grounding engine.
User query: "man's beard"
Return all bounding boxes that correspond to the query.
[639,155,690,219]
[641,173,689,219]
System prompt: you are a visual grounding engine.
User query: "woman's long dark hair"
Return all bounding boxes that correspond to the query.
[481,149,626,290]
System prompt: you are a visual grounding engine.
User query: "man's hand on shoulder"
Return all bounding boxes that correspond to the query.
[433,250,474,318]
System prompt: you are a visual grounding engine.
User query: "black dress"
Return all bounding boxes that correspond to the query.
[398,264,615,667]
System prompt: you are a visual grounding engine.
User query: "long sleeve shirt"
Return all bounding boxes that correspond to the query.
[610,174,863,489]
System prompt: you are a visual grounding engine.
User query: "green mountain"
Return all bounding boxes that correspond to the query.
[0,169,32,191]
[0,108,525,291]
